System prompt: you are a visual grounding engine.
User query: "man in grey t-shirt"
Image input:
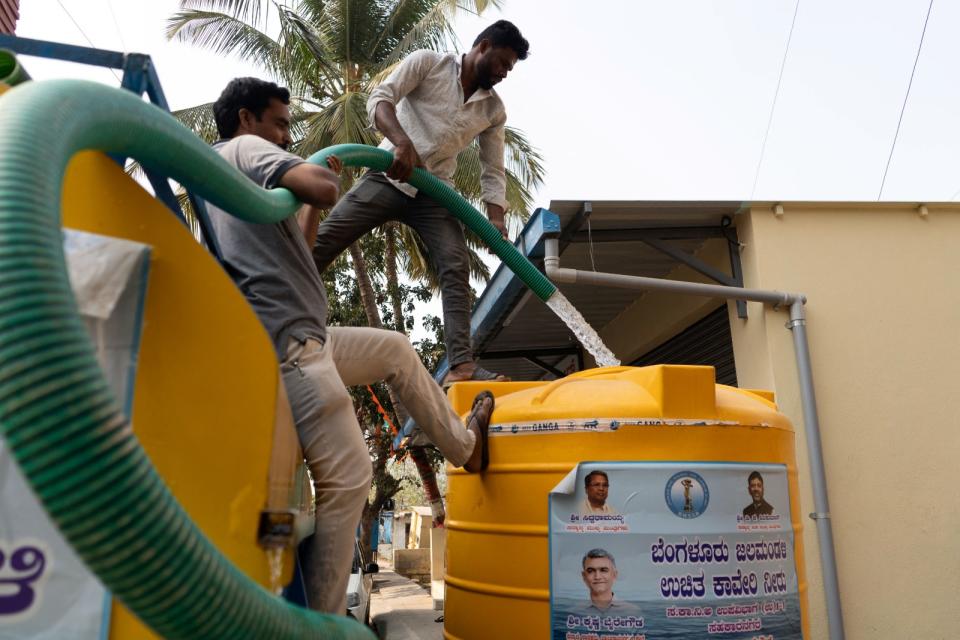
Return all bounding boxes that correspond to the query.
[206,77,494,615]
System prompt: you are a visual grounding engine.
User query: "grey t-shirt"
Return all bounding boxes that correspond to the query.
[207,135,327,357]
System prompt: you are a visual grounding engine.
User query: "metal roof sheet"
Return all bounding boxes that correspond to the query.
[474,200,743,381]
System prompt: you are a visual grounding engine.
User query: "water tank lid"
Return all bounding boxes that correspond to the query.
[448,365,789,429]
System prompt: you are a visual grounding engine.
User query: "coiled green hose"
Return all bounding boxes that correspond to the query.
[0,49,30,85]
[0,72,555,638]
[0,81,373,637]
[307,145,557,302]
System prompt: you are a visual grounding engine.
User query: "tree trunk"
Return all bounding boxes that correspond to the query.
[349,240,417,559]
[348,242,383,330]
[383,224,445,523]
[384,222,405,333]
[349,236,445,555]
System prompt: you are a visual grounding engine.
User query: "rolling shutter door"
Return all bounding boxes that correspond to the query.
[630,305,737,386]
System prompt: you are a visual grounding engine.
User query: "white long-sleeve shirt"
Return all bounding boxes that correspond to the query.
[366,50,509,210]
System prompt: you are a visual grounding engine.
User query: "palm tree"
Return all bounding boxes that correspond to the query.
[165,0,544,319]
[165,0,545,553]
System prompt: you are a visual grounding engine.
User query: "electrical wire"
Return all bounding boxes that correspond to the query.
[587,217,597,272]
[56,0,122,83]
[878,0,935,200]
[104,0,127,51]
[750,0,801,200]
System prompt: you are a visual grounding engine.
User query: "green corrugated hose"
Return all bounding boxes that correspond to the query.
[0,74,375,640]
[0,49,30,85]
[306,145,558,302]
[0,70,555,639]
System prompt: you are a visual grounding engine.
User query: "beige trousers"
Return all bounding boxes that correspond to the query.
[281,326,475,614]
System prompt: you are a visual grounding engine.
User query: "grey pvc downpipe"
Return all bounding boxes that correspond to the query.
[787,302,845,640]
[544,238,846,640]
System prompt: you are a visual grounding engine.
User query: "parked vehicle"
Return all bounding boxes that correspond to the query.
[346,541,378,625]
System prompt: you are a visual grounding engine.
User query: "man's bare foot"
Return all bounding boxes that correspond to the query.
[463,391,495,473]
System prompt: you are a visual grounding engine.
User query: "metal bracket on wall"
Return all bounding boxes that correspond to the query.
[569,216,748,318]
[637,223,747,318]
[481,346,582,379]
[558,201,593,253]
[722,216,747,319]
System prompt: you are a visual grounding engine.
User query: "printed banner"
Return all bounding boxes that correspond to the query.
[549,462,802,640]
[0,231,150,637]
[0,445,109,639]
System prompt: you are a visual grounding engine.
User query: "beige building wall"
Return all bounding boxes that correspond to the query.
[730,202,960,638]
[576,201,959,637]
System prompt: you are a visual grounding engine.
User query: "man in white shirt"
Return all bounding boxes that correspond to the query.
[311,20,530,385]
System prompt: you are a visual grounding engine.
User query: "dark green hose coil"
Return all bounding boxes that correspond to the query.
[307,145,558,302]
[0,78,369,639]
[0,49,30,86]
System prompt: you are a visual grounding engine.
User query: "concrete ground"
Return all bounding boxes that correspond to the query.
[369,569,443,640]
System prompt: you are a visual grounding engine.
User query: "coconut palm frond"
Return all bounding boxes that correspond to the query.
[365,0,416,61]
[366,0,454,64]
[319,0,385,68]
[166,10,283,77]
[177,0,266,27]
[504,126,545,193]
[373,1,456,72]
[453,137,540,225]
[275,4,343,98]
[297,90,379,157]
[459,0,504,13]
[296,0,327,25]
[172,101,219,142]
[339,91,375,145]
[504,170,534,224]
[174,187,204,240]
[465,239,492,283]
[286,101,317,150]
[452,142,483,201]
[125,159,147,183]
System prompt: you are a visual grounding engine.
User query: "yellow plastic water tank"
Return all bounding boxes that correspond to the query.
[444,365,808,640]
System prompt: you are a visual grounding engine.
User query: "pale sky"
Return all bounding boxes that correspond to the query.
[14,0,960,336]
[19,0,960,203]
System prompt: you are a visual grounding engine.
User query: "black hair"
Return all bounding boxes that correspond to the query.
[213,77,291,138]
[473,20,530,60]
[748,471,764,484]
[584,470,609,489]
[582,548,616,569]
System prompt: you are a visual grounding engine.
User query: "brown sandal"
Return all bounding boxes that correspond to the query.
[463,391,495,473]
[442,365,509,390]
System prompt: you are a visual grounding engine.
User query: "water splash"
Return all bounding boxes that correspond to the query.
[546,291,620,368]
[266,547,284,596]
